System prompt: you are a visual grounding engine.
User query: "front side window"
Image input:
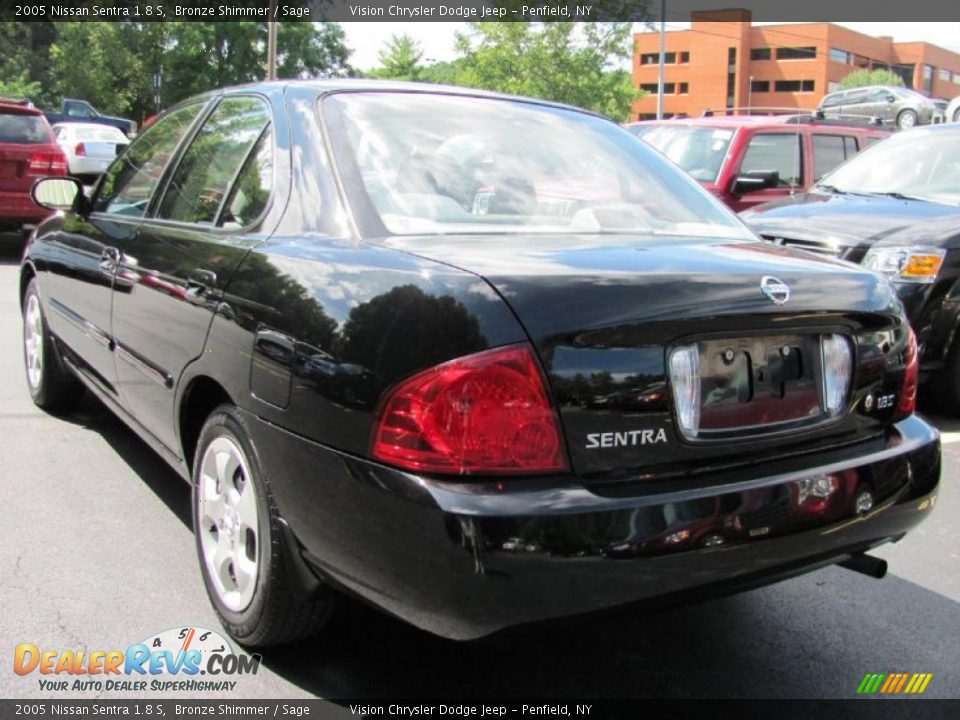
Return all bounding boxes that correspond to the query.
[157,97,271,225]
[324,93,751,239]
[739,133,801,187]
[94,102,204,217]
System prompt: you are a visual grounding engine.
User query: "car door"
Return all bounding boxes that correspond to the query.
[729,132,803,212]
[39,103,205,393]
[109,95,275,453]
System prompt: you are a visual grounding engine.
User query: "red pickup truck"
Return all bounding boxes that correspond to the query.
[626,115,890,212]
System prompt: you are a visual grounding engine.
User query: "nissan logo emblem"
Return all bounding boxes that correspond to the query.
[761,276,791,306]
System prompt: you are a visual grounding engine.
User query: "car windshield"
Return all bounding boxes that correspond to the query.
[324,93,751,238]
[0,112,49,144]
[818,128,960,205]
[636,124,733,183]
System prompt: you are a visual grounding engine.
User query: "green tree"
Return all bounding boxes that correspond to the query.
[0,22,56,106]
[369,34,425,81]
[839,68,906,90]
[452,22,640,120]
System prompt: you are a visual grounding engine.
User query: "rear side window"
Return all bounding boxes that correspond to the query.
[95,102,203,217]
[812,134,856,181]
[157,96,271,225]
[0,112,49,144]
[218,126,273,229]
[740,133,802,187]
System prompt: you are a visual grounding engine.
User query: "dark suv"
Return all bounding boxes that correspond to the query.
[743,124,960,412]
[22,81,939,646]
[627,115,888,211]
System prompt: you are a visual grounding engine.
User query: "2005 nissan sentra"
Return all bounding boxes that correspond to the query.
[21,80,940,646]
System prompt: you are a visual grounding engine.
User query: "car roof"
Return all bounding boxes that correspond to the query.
[176,78,608,121]
[626,116,883,132]
[51,122,127,134]
[0,102,42,116]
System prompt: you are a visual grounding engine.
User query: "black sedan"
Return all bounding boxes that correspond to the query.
[22,81,939,646]
[742,124,960,412]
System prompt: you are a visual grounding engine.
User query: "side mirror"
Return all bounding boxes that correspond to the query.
[733,170,780,195]
[31,177,87,214]
[886,95,896,103]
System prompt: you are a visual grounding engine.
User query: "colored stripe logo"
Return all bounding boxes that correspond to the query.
[857,673,933,694]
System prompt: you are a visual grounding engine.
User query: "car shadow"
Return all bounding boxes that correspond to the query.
[0,232,26,265]
[55,392,192,530]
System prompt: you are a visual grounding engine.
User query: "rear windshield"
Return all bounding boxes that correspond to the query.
[324,93,750,239]
[0,112,49,144]
[637,125,733,183]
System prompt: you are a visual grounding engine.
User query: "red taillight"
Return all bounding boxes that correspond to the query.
[894,327,919,420]
[26,152,67,176]
[74,142,86,156]
[371,344,568,475]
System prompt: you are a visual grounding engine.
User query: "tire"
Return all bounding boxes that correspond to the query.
[897,109,918,130]
[22,278,84,411]
[192,405,334,647]
[953,108,960,124]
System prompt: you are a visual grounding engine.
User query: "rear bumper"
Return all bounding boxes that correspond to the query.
[68,156,113,176]
[0,190,51,224]
[247,412,941,640]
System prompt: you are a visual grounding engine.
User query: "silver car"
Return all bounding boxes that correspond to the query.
[819,86,942,130]
[946,96,960,124]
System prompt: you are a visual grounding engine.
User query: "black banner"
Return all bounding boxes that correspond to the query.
[6,0,960,22]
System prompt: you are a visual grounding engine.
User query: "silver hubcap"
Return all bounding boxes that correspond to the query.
[901,113,916,128]
[24,294,43,390]
[198,436,260,612]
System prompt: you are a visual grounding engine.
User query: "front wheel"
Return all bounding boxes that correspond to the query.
[192,405,334,647]
[22,278,84,411]
[897,109,919,130]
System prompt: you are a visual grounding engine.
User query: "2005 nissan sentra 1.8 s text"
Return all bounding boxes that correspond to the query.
[21,80,940,646]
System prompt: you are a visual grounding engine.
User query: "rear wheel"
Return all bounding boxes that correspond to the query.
[192,405,334,647]
[954,108,960,124]
[22,278,84,411]
[897,109,918,130]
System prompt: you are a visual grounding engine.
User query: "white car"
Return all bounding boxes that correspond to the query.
[947,96,960,124]
[51,122,129,180]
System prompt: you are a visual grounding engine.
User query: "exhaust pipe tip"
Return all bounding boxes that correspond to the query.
[839,553,888,579]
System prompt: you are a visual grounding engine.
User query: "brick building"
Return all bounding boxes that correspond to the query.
[632,10,960,120]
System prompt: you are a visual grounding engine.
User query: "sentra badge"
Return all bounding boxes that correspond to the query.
[586,429,668,449]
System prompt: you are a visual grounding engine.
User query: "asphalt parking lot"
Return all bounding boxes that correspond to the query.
[0,231,957,702]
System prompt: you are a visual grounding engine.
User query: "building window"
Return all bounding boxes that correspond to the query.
[776,47,817,60]
[641,52,678,65]
[750,80,770,92]
[638,113,657,121]
[679,82,689,94]
[854,54,870,68]
[774,80,815,92]
[750,48,771,61]
[829,48,850,64]
[923,65,934,94]
[954,73,960,84]
[940,69,951,82]
[727,48,737,107]
[640,83,676,94]
[679,52,690,64]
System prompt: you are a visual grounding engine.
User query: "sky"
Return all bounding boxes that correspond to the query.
[341,22,960,70]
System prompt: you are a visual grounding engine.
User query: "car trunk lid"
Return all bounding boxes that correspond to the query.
[386,234,909,478]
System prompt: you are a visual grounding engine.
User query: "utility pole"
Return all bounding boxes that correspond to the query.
[267,1,277,81]
[656,0,667,120]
